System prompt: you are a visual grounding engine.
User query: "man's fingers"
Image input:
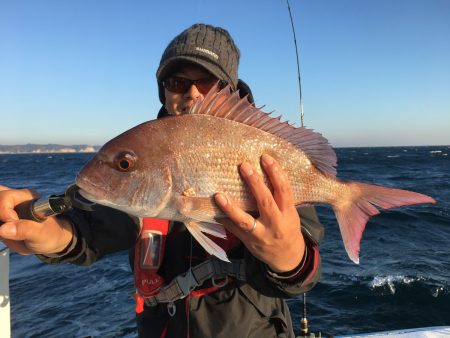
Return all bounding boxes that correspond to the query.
[214,193,260,236]
[239,162,279,218]
[0,222,18,238]
[260,154,294,211]
[0,220,39,241]
[14,189,39,202]
[0,207,19,222]
[0,238,32,255]
[0,189,38,221]
[0,221,34,254]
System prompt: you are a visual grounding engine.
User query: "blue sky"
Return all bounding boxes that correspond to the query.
[1,0,449,147]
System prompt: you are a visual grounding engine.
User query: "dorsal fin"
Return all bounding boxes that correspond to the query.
[189,84,337,177]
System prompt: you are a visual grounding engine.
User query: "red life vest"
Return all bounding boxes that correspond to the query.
[134,218,169,313]
[134,218,241,314]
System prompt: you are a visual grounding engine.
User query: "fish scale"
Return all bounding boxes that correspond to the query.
[173,116,305,202]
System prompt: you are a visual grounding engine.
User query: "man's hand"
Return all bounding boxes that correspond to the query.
[0,185,73,255]
[215,154,305,273]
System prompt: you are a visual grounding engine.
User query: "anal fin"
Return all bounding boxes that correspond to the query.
[185,221,230,263]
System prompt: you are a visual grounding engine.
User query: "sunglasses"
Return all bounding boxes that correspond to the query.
[162,76,227,95]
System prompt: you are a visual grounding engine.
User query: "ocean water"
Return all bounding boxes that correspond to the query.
[0,146,449,337]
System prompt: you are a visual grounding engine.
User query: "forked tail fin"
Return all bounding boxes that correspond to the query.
[333,182,436,264]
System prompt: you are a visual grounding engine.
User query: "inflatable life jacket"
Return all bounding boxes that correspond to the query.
[134,218,169,297]
[134,218,245,314]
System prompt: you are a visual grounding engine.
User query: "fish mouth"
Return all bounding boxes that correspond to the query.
[76,188,103,205]
[75,175,106,201]
[76,183,133,213]
[75,175,147,216]
[75,175,122,209]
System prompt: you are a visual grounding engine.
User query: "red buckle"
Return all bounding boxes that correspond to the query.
[135,293,145,314]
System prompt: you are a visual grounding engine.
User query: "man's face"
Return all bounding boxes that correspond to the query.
[163,65,217,116]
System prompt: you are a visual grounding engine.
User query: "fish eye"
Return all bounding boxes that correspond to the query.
[114,151,137,172]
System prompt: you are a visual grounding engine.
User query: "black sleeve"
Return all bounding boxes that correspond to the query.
[37,205,139,266]
[243,206,323,298]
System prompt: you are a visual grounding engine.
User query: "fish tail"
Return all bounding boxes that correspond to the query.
[334,181,436,264]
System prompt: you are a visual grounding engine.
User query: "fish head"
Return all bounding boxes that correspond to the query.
[75,121,173,217]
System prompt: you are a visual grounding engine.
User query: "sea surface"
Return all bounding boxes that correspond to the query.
[1,146,449,337]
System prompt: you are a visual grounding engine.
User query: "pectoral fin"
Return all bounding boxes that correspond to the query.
[176,196,223,224]
[176,195,256,223]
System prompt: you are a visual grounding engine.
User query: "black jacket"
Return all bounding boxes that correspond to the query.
[39,205,323,338]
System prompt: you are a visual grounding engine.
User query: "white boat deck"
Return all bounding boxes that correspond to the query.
[336,326,450,338]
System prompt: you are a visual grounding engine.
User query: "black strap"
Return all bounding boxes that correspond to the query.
[143,258,246,306]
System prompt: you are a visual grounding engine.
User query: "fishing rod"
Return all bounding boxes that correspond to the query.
[285,1,314,337]
[286,0,305,128]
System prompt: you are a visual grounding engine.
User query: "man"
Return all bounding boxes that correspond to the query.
[0,24,323,337]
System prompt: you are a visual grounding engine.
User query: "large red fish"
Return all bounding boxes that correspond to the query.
[76,85,435,263]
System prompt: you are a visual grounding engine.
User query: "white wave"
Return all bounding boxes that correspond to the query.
[431,286,447,298]
[430,150,448,157]
[369,275,422,294]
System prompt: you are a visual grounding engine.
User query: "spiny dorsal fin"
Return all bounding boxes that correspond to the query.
[189,84,337,177]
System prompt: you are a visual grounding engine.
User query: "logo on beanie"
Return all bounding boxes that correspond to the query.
[195,47,219,60]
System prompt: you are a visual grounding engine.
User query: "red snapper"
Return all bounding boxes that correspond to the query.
[76,86,435,263]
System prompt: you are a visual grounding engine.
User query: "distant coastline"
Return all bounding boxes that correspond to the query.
[0,144,100,154]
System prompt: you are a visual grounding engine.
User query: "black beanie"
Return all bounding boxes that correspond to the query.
[157,24,240,103]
